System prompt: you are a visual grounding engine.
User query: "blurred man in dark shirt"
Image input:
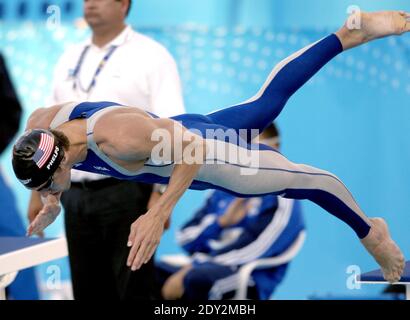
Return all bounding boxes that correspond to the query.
[0,53,39,299]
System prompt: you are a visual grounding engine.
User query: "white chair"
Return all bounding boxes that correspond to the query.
[0,272,18,300]
[232,230,306,300]
[159,254,192,267]
[158,230,306,300]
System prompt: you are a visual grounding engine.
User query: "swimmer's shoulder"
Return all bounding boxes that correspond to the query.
[26,102,77,130]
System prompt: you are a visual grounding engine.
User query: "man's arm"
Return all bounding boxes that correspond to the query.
[176,195,222,254]
[176,194,248,254]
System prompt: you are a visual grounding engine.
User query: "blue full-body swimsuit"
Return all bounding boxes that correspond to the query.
[49,34,370,239]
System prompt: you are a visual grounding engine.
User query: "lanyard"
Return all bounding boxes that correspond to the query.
[72,45,118,93]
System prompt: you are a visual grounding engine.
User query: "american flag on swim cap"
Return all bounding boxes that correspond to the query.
[32,133,54,169]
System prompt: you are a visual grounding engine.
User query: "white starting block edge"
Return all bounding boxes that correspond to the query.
[0,237,68,276]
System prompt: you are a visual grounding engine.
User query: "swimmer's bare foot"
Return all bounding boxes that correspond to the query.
[336,10,410,50]
[361,217,405,283]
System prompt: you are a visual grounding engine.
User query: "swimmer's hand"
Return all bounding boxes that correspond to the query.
[27,194,61,236]
[126,204,169,270]
[126,155,204,270]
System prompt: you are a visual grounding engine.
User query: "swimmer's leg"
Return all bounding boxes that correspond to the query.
[212,145,405,283]
[207,11,410,141]
[207,34,343,138]
[279,161,406,284]
[220,148,372,238]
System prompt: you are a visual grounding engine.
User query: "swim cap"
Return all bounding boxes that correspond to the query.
[12,129,65,189]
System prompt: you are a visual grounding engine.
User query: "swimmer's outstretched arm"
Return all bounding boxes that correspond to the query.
[98,114,207,270]
[127,161,203,270]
